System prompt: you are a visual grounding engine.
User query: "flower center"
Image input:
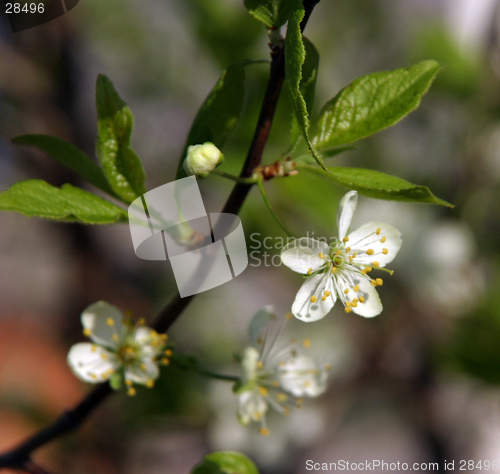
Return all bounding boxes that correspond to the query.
[118,344,139,363]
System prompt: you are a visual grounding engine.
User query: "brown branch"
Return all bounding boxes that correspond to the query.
[0,1,320,470]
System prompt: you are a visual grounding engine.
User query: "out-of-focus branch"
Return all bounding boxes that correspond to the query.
[0,1,321,470]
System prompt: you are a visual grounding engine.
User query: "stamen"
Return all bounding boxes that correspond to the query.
[91,345,97,353]
[376,278,383,286]
[382,248,388,254]
[106,318,115,327]
[319,252,325,259]
[112,334,119,342]
[165,349,173,356]
[344,288,349,294]
[259,386,268,396]
[310,296,317,303]
[307,268,313,275]
[257,361,264,369]
[161,357,170,365]
[371,280,378,286]
[277,393,287,402]
[259,428,270,436]
[376,228,381,235]
[366,249,374,255]
[343,237,349,242]
[127,387,137,397]
[381,236,386,243]
[138,318,146,326]
[324,290,331,297]
[353,252,358,258]
[286,312,293,320]
[346,247,351,253]
[140,363,146,371]
[331,267,337,274]
[303,339,311,348]
[359,296,365,303]
[345,306,352,313]
[146,379,155,388]
[353,285,360,292]
[83,329,92,337]
[372,261,380,267]
[272,380,279,387]
[125,379,133,386]
[101,353,107,360]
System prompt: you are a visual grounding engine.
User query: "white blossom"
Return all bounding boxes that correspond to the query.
[67,301,170,396]
[281,191,402,321]
[235,307,330,435]
[183,142,224,177]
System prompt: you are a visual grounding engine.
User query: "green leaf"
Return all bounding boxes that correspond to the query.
[298,165,453,207]
[295,145,355,164]
[244,0,299,28]
[290,37,319,147]
[192,452,259,474]
[176,61,251,179]
[285,2,325,170]
[312,60,441,150]
[96,74,146,204]
[12,134,116,197]
[0,180,128,223]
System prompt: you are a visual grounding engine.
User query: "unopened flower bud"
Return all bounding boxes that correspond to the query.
[183,142,224,178]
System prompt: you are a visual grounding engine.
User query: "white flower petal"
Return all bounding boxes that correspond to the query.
[237,390,268,425]
[278,356,328,397]
[134,327,165,358]
[81,301,126,348]
[347,221,402,267]
[291,273,337,322]
[281,238,330,274]
[67,343,117,383]
[351,274,382,318]
[337,191,358,241]
[125,358,160,385]
[241,347,260,384]
[249,306,275,348]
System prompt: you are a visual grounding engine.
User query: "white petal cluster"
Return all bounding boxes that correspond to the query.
[281,191,402,321]
[183,142,224,178]
[235,307,330,435]
[67,301,170,396]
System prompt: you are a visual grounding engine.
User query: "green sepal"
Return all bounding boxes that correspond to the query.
[192,451,259,474]
[109,372,123,391]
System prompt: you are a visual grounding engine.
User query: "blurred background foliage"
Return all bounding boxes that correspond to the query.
[2,0,500,472]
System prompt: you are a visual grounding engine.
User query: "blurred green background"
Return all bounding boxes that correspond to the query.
[1,0,500,472]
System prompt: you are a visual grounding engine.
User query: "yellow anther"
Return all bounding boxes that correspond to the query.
[331,267,337,274]
[259,386,268,396]
[353,252,358,258]
[324,290,331,297]
[277,393,287,402]
[83,328,92,337]
[376,228,381,235]
[322,296,326,301]
[361,270,367,275]
[344,288,349,294]
[372,261,380,267]
[160,334,168,341]
[272,380,279,387]
[345,301,351,307]
[259,428,270,436]
[304,381,311,388]
[165,349,173,356]
[106,318,115,327]
[382,248,388,254]
[112,334,119,342]
[310,296,317,303]
[307,268,313,275]
[381,236,386,243]
[90,373,97,379]
[345,306,352,313]
[335,250,341,255]
[319,252,325,259]
[146,379,155,389]
[371,280,378,286]
[359,296,365,303]
[365,266,372,272]
[376,278,383,286]
[257,361,264,369]
[138,318,146,326]
[101,353,107,360]
[283,407,290,416]
[343,237,349,242]
[303,339,311,348]
[352,298,358,304]
[325,363,332,371]
[125,379,133,386]
[349,256,353,262]
[161,357,170,365]
[127,387,137,397]
[140,363,146,371]
[366,249,374,255]
[91,345,97,352]
[352,301,358,308]
[346,247,351,253]
[286,312,293,320]
[353,285,360,292]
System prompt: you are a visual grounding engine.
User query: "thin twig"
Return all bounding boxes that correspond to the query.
[0,2,321,470]
[256,179,294,237]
